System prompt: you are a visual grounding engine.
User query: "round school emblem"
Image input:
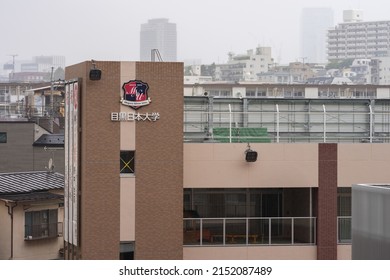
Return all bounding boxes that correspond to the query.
[121,80,151,110]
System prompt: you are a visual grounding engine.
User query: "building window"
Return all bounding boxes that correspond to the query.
[25,209,59,240]
[337,187,351,243]
[120,241,135,260]
[120,151,135,174]
[0,132,6,143]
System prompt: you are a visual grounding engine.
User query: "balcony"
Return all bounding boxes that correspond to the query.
[183,217,316,246]
[24,222,63,240]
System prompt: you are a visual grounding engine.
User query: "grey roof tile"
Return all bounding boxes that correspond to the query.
[0,171,64,194]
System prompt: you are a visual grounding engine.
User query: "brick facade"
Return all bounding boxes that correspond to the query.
[135,62,183,260]
[317,143,338,259]
[65,61,183,260]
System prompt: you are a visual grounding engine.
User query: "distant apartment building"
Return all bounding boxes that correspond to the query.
[2,55,66,83]
[327,10,390,61]
[301,7,334,63]
[349,59,372,84]
[371,57,390,85]
[257,62,316,84]
[215,47,274,82]
[140,18,177,62]
[21,56,65,73]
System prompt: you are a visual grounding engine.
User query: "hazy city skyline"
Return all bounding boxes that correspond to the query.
[1,0,390,67]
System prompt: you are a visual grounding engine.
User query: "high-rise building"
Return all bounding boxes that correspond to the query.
[327,10,390,61]
[301,7,334,63]
[140,18,177,62]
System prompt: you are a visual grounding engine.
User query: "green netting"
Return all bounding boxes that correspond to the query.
[212,127,271,143]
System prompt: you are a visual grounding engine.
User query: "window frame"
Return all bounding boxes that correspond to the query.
[120,150,135,175]
[24,209,59,240]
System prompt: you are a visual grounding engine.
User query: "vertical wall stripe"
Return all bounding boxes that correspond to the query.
[317,143,338,259]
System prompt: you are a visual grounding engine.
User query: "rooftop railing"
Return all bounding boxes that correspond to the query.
[184,105,390,143]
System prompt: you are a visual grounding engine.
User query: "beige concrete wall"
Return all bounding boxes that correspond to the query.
[184,143,318,188]
[119,62,136,243]
[338,144,390,186]
[184,246,317,260]
[120,177,135,241]
[0,203,11,259]
[337,245,352,260]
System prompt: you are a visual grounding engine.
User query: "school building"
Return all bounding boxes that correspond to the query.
[64,61,390,260]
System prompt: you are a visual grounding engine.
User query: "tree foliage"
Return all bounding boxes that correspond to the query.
[326,58,354,70]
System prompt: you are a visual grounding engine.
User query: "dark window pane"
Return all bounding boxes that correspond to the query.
[120,151,135,174]
[0,132,6,143]
[24,209,58,240]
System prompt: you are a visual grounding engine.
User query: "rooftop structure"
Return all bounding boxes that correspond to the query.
[183,95,390,144]
[215,47,274,82]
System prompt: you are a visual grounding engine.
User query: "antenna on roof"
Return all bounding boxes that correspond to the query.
[151,49,163,62]
[46,158,55,173]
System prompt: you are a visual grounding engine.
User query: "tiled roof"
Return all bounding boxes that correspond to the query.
[0,171,64,194]
[0,192,63,202]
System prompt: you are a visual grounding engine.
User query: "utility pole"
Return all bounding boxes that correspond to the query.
[49,67,54,133]
[299,57,308,82]
[7,54,18,80]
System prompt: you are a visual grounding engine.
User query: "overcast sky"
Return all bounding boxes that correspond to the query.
[1,0,390,66]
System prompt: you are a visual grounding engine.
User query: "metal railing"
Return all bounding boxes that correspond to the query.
[24,222,63,240]
[337,216,352,244]
[183,217,316,246]
[184,108,390,143]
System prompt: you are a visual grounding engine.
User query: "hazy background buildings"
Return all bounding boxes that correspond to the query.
[301,7,334,63]
[140,18,177,62]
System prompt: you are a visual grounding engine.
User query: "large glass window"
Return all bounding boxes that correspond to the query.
[338,187,351,243]
[184,188,312,218]
[25,209,59,240]
[183,188,316,246]
[120,151,135,174]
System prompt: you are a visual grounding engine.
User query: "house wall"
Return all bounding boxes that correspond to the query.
[0,202,63,260]
[0,122,64,174]
[0,202,11,259]
[0,122,35,172]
